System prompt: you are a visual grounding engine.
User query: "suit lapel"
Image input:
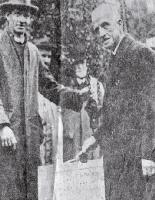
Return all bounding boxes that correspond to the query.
[108,35,136,85]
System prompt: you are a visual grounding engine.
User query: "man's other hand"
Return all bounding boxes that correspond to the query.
[0,126,17,150]
[142,159,155,176]
[75,136,96,160]
[82,136,96,153]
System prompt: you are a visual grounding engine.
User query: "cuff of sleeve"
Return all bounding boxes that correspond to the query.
[0,123,10,130]
[142,149,155,162]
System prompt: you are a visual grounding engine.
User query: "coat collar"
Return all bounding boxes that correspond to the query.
[112,35,125,55]
[6,29,27,44]
[108,34,136,82]
[112,34,135,58]
[109,34,136,71]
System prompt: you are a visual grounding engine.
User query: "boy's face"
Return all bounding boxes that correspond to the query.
[39,49,51,66]
[75,60,88,78]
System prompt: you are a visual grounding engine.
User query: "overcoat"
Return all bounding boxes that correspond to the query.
[94,35,155,200]
[38,93,58,164]
[0,30,58,200]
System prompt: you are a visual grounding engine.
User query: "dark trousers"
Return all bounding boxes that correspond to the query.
[143,175,155,200]
[104,153,146,200]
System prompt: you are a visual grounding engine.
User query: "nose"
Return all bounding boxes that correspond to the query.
[44,56,50,63]
[77,65,83,70]
[42,55,51,65]
[18,15,29,23]
[99,27,106,37]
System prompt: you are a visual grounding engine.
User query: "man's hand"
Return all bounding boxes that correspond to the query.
[142,159,155,176]
[60,86,89,95]
[56,84,65,91]
[75,136,96,160]
[0,126,17,150]
[78,86,89,95]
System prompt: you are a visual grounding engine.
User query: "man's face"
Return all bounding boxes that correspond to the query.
[6,9,32,35]
[92,6,122,50]
[75,60,88,78]
[39,49,51,66]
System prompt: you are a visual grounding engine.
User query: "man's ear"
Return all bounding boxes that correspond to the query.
[5,12,10,21]
[117,19,123,26]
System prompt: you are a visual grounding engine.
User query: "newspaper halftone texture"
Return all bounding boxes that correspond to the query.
[0,0,155,200]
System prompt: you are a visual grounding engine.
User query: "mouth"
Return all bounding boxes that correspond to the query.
[15,26,26,33]
[102,36,110,44]
[18,27,25,29]
[44,62,50,66]
[16,23,26,28]
[99,33,110,42]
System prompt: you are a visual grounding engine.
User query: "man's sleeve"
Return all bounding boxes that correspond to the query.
[0,99,10,128]
[60,90,83,112]
[39,58,60,105]
[0,52,10,128]
[38,55,83,110]
[139,46,155,162]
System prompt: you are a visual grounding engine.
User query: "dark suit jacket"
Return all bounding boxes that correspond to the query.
[94,34,155,161]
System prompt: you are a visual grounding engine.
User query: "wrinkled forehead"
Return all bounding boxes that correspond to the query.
[91,3,120,28]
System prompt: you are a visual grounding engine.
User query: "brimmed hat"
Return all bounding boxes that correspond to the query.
[0,0,38,15]
[67,44,87,66]
[71,55,86,67]
[35,36,52,51]
[70,51,87,67]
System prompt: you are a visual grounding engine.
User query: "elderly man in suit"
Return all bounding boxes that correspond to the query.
[78,2,155,200]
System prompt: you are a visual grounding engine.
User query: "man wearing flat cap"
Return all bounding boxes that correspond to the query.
[36,37,52,67]
[78,2,155,200]
[36,37,58,165]
[0,0,64,200]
